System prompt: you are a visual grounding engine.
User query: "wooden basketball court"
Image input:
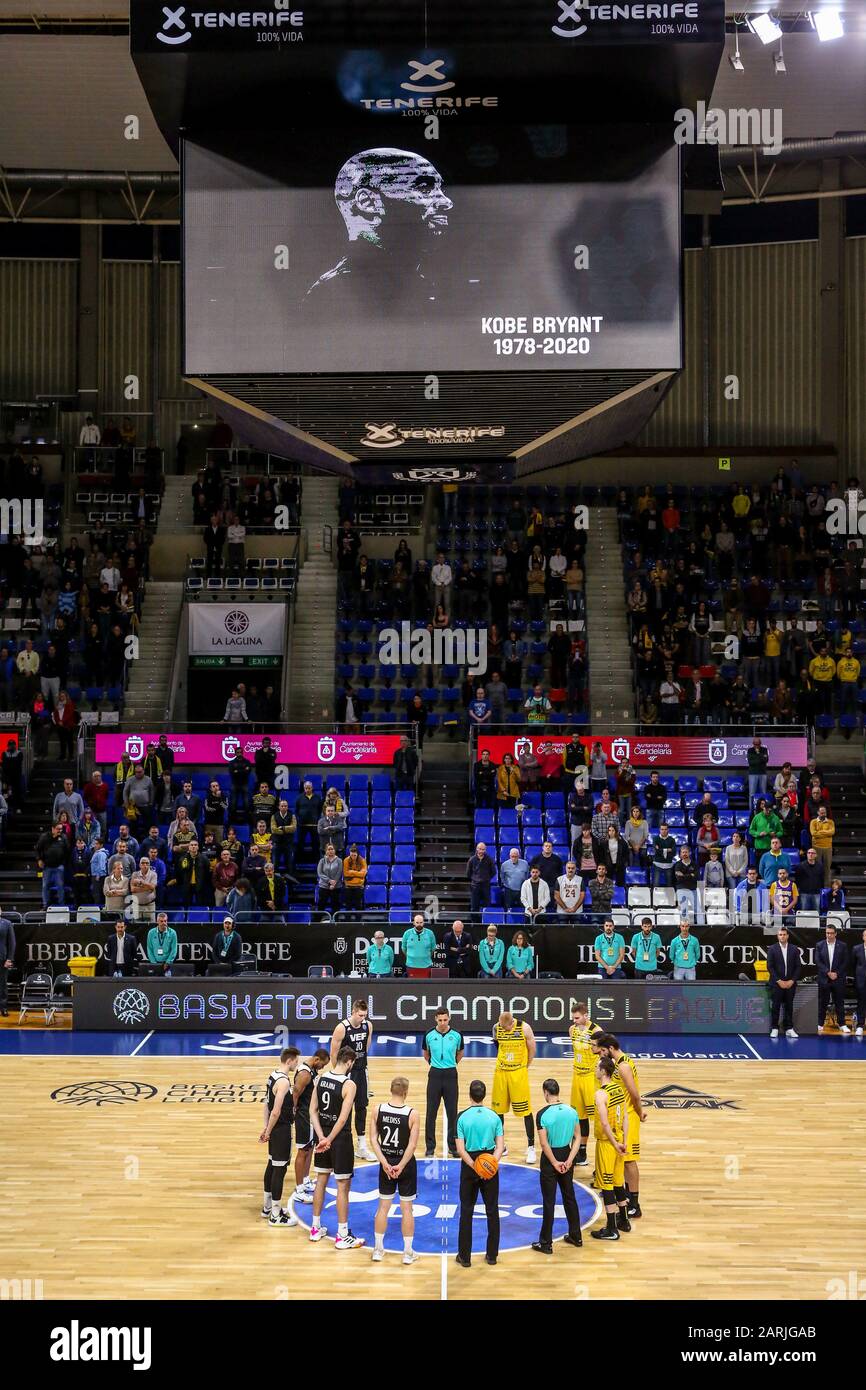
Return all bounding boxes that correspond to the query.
[3,1049,865,1301]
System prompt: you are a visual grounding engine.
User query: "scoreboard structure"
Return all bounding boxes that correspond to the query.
[131,0,726,481]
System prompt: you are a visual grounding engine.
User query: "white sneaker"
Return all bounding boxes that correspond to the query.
[817,1026,824,1034]
[786,1029,798,1039]
[293,1187,314,1204]
[269,1208,297,1227]
[355,1140,375,1161]
[856,1027,864,1038]
[525,1146,537,1164]
[335,1231,365,1249]
[840,1025,851,1035]
[371,1248,384,1262]
[403,1250,419,1265]
[501,1146,508,1157]
[309,1225,326,1242]
[769,1028,779,1039]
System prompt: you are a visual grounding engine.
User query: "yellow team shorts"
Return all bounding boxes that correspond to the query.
[594,1136,625,1192]
[570,1071,597,1120]
[492,1067,531,1116]
[624,1112,640,1161]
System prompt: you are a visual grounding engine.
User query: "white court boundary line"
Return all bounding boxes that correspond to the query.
[738,1034,763,1060]
[128,1030,154,1056]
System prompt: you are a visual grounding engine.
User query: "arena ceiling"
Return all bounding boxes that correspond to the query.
[0,5,865,175]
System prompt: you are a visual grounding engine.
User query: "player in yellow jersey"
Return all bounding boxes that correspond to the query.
[592,1032,646,1219]
[590,1055,631,1241]
[491,1012,537,1163]
[568,1001,602,1166]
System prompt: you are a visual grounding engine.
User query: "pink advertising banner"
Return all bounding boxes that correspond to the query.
[476,733,808,769]
[94,732,403,767]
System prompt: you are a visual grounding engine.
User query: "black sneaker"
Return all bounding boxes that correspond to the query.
[563,1233,583,1248]
[531,1242,553,1255]
[448,1148,458,1159]
[591,1227,620,1241]
[455,1254,471,1268]
[424,1148,435,1158]
[574,1153,588,1167]
[627,1202,642,1218]
[616,1212,632,1233]
[485,1255,498,1265]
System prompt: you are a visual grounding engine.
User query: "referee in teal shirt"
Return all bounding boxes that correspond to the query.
[423,1007,464,1158]
[455,1080,505,1267]
[533,1078,583,1254]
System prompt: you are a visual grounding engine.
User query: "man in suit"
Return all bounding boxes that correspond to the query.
[255,862,286,914]
[0,908,16,1016]
[816,922,851,1035]
[203,514,226,577]
[443,918,474,979]
[104,920,139,977]
[853,927,866,1039]
[767,925,802,1040]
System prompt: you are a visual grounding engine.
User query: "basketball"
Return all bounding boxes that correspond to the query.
[474,1154,499,1180]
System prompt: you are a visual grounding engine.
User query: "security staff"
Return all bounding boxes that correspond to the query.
[423,1007,464,1158]
[532,1078,584,1255]
[454,1080,505,1268]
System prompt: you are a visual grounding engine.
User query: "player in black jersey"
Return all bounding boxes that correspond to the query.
[330,999,375,1161]
[368,1076,421,1266]
[290,1048,330,1207]
[259,1047,299,1227]
[310,1045,365,1249]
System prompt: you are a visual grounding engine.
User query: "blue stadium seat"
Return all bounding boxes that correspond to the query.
[365,886,388,909]
[678,776,698,792]
[394,845,416,864]
[482,909,506,925]
[394,791,415,808]
[393,826,414,844]
[366,864,388,884]
[703,777,725,793]
[389,864,413,884]
[389,886,412,907]
[372,774,391,792]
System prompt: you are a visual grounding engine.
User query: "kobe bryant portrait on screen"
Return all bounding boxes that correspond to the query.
[304,147,459,311]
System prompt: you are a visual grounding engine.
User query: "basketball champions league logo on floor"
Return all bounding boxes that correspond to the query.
[294,1160,601,1255]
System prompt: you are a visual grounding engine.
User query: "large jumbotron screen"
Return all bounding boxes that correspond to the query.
[183,130,682,376]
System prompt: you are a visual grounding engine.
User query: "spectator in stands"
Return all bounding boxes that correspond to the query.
[643,770,667,831]
[614,759,636,824]
[203,513,226,576]
[342,844,367,911]
[129,857,158,922]
[443,919,473,978]
[520,865,550,924]
[587,863,613,917]
[2,739,23,814]
[431,552,452,615]
[650,822,677,888]
[154,771,176,820]
[631,917,663,980]
[123,765,154,822]
[52,777,84,827]
[365,929,394,978]
[500,847,529,910]
[252,736,276,787]
[316,843,342,915]
[226,878,254,923]
[659,666,682,724]
[794,846,823,912]
[223,687,249,732]
[594,919,626,979]
[673,846,698,921]
[810,803,835,886]
[477,924,505,979]
[256,861,286,914]
[473,747,497,808]
[105,919,138,977]
[251,782,277,828]
[291,780,320,861]
[530,841,563,895]
[270,799,296,875]
[407,693,428,748]
[723,831,748,890]
[176,841,204,908]
[212,916,243,974]
[816,923,850,1034]
[776,794,801,851]
[758,835,788,886]
[524,684,551,726]
[749,798,782,856]
[241,841,268,891]
[495,752,520,808]
[695,813,720,867]
[203,780,228,841]
[49,689,76,761]
[146,912,178,976]
[212,848,239,907]
[220,826,244,869]
[669,921,700,981]
[103,860,129,915]
[251,818,273,862]
[466,841,496,914]
[623,806,649,867]
[225,513,246,576]
[736,867,769,924]
[392,734,419,791]
[517,741,540,791]
[589,742,608,795]
[600,823,626,887]
[506,930,534,980]
[554,861,584,920]
[87,839,107,902]
[825,877,846,915]
[317,803,347,856]
[591,788,619,845]
[166,805,193,856]
[37,822,68,907]
[402,914,437,978]
[769,866,798,921]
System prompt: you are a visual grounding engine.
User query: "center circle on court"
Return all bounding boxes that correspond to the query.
[293,1158,602,1255]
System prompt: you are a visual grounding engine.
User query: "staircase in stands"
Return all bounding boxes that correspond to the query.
[583,504,634,727]
[413,763,473,922]
[123,580,185,724]
[287,475,340,723]
[2,757,71,911]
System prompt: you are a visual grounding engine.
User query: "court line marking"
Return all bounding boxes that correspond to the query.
[128,1030,154,1057]
[441,1119,448,1301]
[738,1033,762,1060]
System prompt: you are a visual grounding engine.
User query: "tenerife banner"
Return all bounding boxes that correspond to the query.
[93,732,404,766]
[477,733,809,769]
[188,604,286,656]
